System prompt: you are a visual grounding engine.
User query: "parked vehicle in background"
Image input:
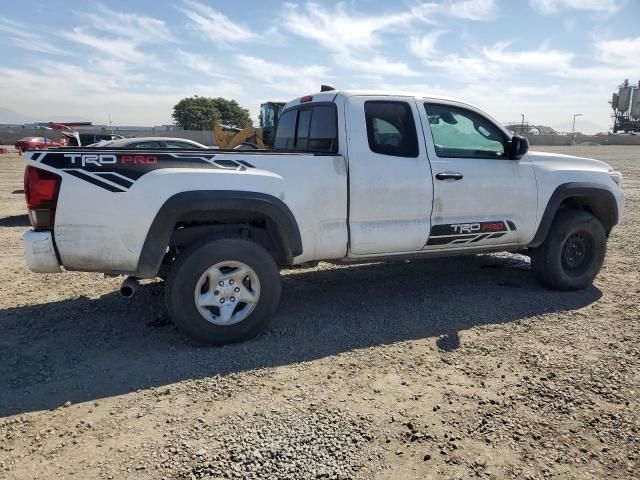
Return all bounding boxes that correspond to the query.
[22,88,624,345]
[89,137,208,149]
[14,137,62,150]
[60,130,124,147]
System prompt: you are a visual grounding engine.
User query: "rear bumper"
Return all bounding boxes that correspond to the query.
[23,230,62,273]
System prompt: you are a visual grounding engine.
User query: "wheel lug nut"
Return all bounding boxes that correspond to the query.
[214,290,220,296]
[234,287,240,292]
[220,298,225,304]
[230,297,235,302]
[229,279,235,285]
[218,281,224,286]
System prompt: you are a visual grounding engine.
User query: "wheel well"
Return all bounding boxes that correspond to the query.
[528,184,618,249]
[167,216,288,265]
[135,191,302,279]
[557,196,614,234]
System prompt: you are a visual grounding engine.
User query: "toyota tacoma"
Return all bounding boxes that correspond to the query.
[22,89,625,344]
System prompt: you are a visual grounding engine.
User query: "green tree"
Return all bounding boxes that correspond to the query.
[172,96,253,130]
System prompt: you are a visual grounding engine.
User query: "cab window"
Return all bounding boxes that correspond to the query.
[274,104,338,153]
[424,103,506,159]
[364,101,418,157]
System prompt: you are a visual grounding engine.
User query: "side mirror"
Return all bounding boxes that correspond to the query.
[508,135,529,160]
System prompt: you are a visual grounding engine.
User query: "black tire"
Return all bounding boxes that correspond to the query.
[531,210,606,290]
[165,237,281,345]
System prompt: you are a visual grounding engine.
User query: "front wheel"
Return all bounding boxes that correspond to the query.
[165,238,281,344]
[530,210,606,290]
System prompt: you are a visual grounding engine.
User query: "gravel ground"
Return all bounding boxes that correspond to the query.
[0,145,638,480]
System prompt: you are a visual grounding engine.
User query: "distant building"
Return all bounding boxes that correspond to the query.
[502,121,558,136]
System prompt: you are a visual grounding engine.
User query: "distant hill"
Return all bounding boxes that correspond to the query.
[552,119,608,135]
[0,107,33,124]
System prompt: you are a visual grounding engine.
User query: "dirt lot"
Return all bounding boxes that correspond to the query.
[0,146,638,480]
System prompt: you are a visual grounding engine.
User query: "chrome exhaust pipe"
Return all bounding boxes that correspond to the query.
[120,277,139,298]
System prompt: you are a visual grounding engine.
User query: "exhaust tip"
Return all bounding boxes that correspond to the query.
[120,277,139,298]
[120,286,135,298]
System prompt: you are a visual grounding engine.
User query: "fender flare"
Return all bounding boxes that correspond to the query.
[528,182,618,248]
[135,190,302,277]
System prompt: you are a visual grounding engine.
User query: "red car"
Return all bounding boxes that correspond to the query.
[15,137,63,151]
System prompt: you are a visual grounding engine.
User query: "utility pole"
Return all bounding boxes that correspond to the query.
[521,113,525,135]
[571,113,583,144]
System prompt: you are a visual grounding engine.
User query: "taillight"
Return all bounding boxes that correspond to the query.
[24,166,61,231]
[300,95,313,103]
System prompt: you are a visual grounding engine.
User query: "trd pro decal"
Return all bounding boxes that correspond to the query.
[426,220,515,246]
[34,151,254,192]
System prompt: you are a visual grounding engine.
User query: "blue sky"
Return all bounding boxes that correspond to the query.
[1,0,639,132]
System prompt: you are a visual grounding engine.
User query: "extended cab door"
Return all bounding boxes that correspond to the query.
[418,101,537,248]
[346,96,433,255]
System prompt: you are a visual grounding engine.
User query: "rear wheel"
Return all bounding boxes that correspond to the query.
[531,210,606,290]
[165,238,281,344]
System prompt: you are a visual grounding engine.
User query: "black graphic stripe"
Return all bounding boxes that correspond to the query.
[36,151,256,193]
[95,173,135,188]
[426,222,514,246]
[63,170,126,192]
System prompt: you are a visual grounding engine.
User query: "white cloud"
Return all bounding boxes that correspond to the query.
[179,51,227,78]
[0,64,244,125]
[282,2,496,78]
[0,16,66,55]
[530,0,620,14]
[447,0,497,20]
[482,42,574,70]
[62,5,176,65]
[281,2,430,54]
[84,5,176,45]
[179,0,255,45]
[409,30,447,60]
[234,55,330,94]
[334,52,419,77]
[409,33,576,81]
[408,31,499,81]
[63,28,149,63]
[280,1,496,56]
[594,36,640,66]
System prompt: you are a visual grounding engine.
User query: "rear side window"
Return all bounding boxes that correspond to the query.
[308,106,337,152]
[365,101,418,157]
[274,110,296,149]
[274,104,338,153]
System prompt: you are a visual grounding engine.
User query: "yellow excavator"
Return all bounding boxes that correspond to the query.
[213,101,286,150]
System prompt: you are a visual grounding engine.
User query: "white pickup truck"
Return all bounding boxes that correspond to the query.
[23,89,624,344]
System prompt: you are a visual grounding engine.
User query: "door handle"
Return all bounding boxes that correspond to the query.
[436,172,463,181]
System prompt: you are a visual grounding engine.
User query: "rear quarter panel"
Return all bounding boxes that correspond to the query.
[27,150,348,273]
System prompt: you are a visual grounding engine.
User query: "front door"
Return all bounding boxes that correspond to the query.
[418,101,537,249]
[347,96,433,255]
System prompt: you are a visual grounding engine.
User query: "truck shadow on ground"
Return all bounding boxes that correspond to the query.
[0,214,29,227]
[0,254,601,417]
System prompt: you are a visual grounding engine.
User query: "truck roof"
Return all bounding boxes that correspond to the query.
[284,89,480,111]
